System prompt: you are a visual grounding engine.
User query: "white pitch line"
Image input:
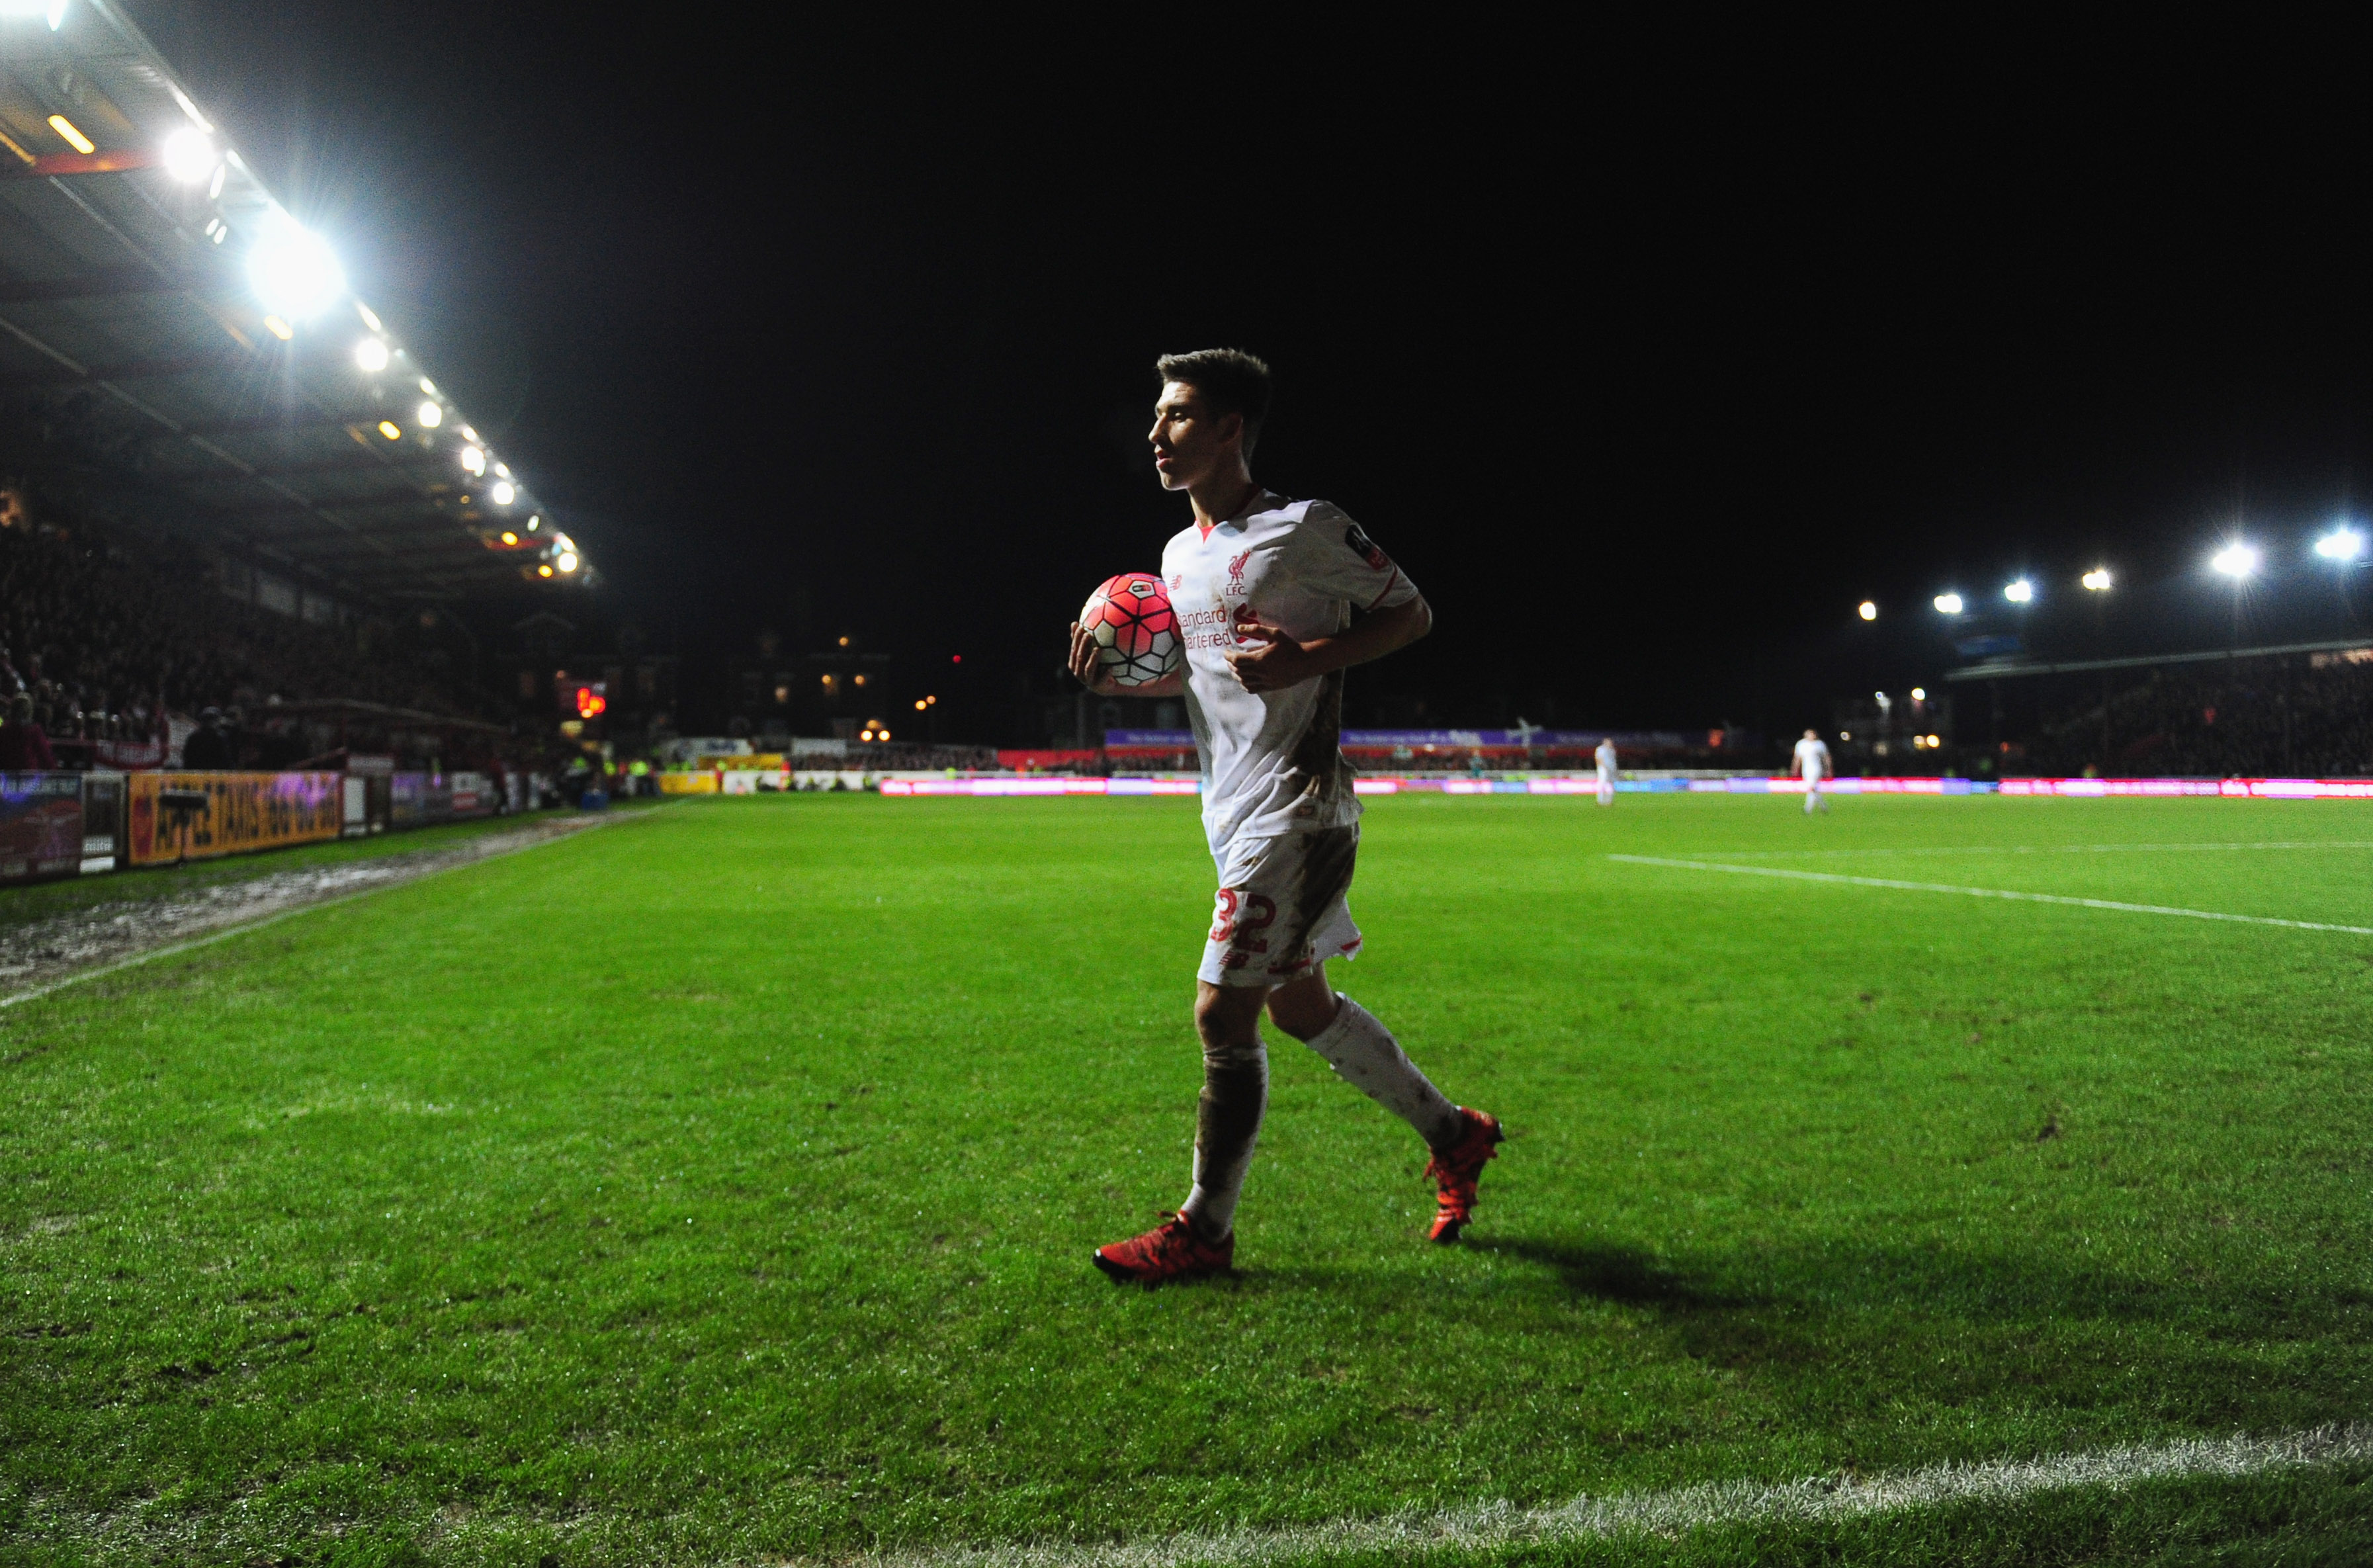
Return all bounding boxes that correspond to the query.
[1676,840,2373,861]
[871,1422,2373,1567]
[1609,854,2373,935]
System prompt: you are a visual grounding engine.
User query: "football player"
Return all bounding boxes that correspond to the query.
[1794,728,1833,813]
[1069,349,1502,1286]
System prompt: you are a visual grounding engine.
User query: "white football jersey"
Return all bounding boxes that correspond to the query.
[1794,737,1831,777]
[1596,741,1618,779]
[1160,492,1418,849]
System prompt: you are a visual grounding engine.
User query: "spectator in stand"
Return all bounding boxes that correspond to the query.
[0,690,56,770]
[181,706,234,769]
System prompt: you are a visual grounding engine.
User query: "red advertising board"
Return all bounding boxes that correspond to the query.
[0,771,83,883]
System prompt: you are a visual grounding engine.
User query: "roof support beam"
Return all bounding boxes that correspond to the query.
[0,266,181,303]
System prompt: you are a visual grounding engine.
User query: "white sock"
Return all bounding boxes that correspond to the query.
[1301,996,1463,1149]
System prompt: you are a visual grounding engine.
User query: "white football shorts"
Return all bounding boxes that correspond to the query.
[1199,823,1364,988]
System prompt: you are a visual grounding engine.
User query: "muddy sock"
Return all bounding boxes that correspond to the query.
[1180,1032,1267,1242]
[1302,995,1463,1151]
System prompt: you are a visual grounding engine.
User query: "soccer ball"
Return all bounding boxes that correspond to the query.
[1080,572,1182,687]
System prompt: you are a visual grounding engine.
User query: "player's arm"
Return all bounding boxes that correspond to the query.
[1068,621,1186,699]
[1227,593,1431,694]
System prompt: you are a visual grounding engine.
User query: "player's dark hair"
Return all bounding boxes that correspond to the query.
[1156,349,1272,455]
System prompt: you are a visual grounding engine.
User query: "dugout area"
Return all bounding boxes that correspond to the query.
[6,791,2373,1564]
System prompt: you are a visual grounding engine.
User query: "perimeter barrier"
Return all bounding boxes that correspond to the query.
[0,765,515,887]
[880,775,2373,800]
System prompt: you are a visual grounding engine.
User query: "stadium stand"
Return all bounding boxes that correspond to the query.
[0,509,499,760]
[2017,646,2373,778]
[0,10,599,802]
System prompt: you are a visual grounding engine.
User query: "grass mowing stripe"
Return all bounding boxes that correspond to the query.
[1610,853,2373,934]
[0,810,640,1011]
[877,1422,2373,1566]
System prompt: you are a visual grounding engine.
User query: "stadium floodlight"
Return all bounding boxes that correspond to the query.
[1857,601,1877,621]
[2082,568,2112,591]
[2004,579,2034,603]
[2211,543,2260,578]
[355,300,383,331]
[376,419,400,440]
[499,530,518,545]
[2315,526,2366,562]
[493,463,510,478]
[556,550,578,572]
[261,316,292,341]
[459,445,486,476]
[461,425,478,441]
[490,480,515,506]
[1934,593,1964,615]
[0,1,71,29]
[354,337,389,372]
[537,562,554,578]
[1911,687,1926,701]
[416,400,442,429]
[161,128,217,183]
[46,114,93,153]
[248,218,343,320]
[526,515,540,531]
[418,377,436,395]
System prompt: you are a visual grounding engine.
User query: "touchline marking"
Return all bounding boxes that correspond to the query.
[873,1423,2373,1566]
[1678,840,2373,861]
[1610,854,2373,936]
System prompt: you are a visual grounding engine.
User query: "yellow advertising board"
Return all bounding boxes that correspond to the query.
[658,770,719,795]
[127,771,343,865]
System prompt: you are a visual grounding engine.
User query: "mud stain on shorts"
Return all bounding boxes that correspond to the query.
[1275,825,1358,976]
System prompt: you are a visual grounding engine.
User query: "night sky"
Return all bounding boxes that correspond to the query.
[124,9,2373,740]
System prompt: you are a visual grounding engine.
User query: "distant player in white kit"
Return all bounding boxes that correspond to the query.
[1595,736,1619,806]
[1794,728,1832,814]
[1068,349,1503,1286]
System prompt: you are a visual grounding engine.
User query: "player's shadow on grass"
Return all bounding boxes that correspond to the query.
[1469,1233,2373,1426]
[1470,1239,1756,1311]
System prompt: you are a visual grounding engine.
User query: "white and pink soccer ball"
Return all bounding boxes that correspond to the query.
[1080,572,1182,687]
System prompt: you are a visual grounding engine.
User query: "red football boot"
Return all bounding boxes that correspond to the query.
[1093,1211,1234,1286]
[1424,1108,1504,1243]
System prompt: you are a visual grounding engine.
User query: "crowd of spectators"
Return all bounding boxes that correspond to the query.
[1,519,492,767]
[2030,654,2373,777]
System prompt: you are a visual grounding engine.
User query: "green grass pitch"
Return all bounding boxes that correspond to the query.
[7,793,2373,1565]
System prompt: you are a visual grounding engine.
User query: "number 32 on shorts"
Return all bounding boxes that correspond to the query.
[1209,888,1275,954]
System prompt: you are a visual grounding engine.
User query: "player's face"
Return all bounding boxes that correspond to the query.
[1148,380,1237,492]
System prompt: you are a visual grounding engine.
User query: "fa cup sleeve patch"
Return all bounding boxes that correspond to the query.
[1344,523,1390,570]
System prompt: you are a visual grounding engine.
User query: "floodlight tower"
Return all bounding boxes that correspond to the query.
[2212,541,2259,648]
[2081,567,2113,765]
[2315,523,2366,624]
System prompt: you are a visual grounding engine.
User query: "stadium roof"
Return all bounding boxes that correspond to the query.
[0,1,591,605]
